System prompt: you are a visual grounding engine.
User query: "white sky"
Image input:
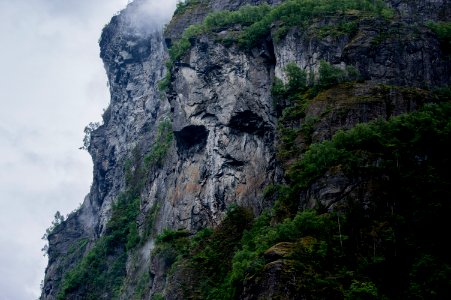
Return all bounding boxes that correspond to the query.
[0,0,178,299]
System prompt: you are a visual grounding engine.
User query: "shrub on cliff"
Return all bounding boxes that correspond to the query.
[165,0,393,67]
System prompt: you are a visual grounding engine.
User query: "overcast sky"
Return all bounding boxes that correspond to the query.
[0,0,175,299]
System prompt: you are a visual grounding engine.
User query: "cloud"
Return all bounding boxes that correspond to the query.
[0,0,128,299]
[123,0,178,31]
[0,0,179,299]
[139,0,178,19]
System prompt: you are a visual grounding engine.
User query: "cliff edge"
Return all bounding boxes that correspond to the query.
[41,0,451,299]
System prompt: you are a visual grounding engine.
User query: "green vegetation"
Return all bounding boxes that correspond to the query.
[57,190,141,299]
[151,293,165,300]
[317,60,361,89]
[168,0,392,63]
[42,211,65,238]
[315,19,359,38]
[142,203,161,242]
[427,21,451,52]
[227,210,342,298]
[144,119,174,168]
[157,64,172,92]
[273,61,360,161]
[80,122,101,151]
[134,270,151,300]
[290,102,451,185]
[124,119,173,194]
[58,120,173,299]
[62,239,89,264]
[275,101,451,217]
[158,0,392,91]
[168,4,270,62]
[174,0,203,16]
[55,1,451,297]
[275,103,451,299]
[41,211,66,255]
[239,0,391,48]
[345,280,379,299]
[432,85,451,102]
[272,60,361,107]
[152,206,254,299]
[155,101,451,299]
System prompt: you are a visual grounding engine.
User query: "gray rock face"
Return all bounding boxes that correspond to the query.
[42,0,281,298]
[209,0,282,10]
[95,10,170,234]
[165,0,282,45]
[41,0,170,298]
[274,20,449,88]
[303,82,431,148]
[166,35,278,228]
[41,0,450,299]
[387,0,450,22]
[40,211,87,299]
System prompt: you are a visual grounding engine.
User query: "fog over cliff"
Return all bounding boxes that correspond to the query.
[3,0,449,299]
[0,1,176,299]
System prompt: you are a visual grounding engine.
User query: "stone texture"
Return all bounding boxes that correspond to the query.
[163,34,279,226]
[41,0,451,299]
[274,19,449,88]
[241,260,305,300]
[41,0,170,298]
[304,83,431,146]
[165,0,282,45]
[387,0,451,22]
[264,242,297,260]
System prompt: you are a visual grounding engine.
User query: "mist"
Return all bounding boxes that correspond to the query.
[120,0,178,33]
[0,0,178,299]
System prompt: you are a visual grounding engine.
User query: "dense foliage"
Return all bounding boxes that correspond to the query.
[159,0,391,91]
[155,101,451,299]
[427,21,451,53]
[54,1,451,298]
[174,0,203,16]
[260,102,451,299]
[155,11,451,291]
[153,206,254,299]
[167,0,392,63]
[57,192,140,299]
[273,61,360,161]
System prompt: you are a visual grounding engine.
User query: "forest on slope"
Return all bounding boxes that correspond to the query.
[42,1,450,299]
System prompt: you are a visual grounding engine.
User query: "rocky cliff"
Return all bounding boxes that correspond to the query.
[41,0,451,299]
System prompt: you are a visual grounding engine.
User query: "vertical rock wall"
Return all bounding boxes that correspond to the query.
[41,0,450,299]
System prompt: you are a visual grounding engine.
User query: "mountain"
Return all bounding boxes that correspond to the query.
[41,0,450,299]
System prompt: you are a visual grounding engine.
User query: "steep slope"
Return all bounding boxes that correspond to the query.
[41,0,450,299]
[41,0,171,298]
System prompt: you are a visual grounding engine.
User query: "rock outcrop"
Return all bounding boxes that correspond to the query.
[41,0,450,299]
